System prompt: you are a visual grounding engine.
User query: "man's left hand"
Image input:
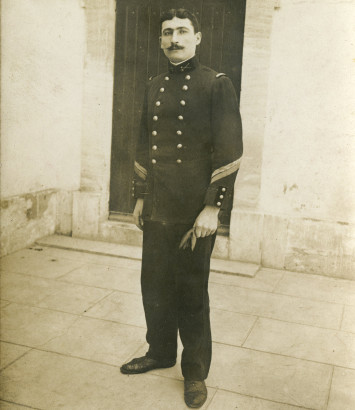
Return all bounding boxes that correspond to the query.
[194,205,220,238]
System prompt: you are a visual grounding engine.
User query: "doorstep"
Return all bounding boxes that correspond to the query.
[36,235,260,278]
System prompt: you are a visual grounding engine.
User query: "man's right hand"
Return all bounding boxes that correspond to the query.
[133,198,144,230]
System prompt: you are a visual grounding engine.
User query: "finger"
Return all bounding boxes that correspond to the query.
[194,226,202,238]
[191,235,197,251]
[200,228,207,238]
[139,217,144,230]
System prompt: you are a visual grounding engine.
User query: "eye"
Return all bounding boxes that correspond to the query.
[163,30,172,36]
[179,29,188,34]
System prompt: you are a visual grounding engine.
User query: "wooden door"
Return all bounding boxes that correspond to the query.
[110,0,246,227]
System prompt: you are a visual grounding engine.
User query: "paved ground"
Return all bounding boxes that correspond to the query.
[0,242,354,409]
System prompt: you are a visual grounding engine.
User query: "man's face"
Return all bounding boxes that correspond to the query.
[160,17,202,63]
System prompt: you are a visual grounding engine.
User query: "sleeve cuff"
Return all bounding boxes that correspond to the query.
[132,179,147,199]
[204,185,228,208]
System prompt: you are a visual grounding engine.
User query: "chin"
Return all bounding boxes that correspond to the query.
[166,51,186,63]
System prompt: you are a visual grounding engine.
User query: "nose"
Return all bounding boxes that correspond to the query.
[171,30,178,43]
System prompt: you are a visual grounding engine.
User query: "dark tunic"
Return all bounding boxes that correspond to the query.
[133,56,243,224]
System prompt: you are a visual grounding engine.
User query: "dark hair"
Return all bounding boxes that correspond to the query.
[160,8,200,33]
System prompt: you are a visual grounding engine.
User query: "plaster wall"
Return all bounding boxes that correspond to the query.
[261,0,355,223]
[230,0,355,278]
[1,0,85,255]
[1,0,84,198]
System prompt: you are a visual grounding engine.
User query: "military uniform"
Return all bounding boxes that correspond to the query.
[133,56,243,381]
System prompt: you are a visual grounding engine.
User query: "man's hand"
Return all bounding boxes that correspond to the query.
[194,205,220,238]
[133,198,144,230]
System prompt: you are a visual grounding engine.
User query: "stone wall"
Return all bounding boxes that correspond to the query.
[231,0,355,279]
[1,0,85,254]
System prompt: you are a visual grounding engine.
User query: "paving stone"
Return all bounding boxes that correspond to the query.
[83,290,146,328]
[37,235,142,260]
[0,342,31,370]
[42,316,146,366]
[37,246,142,270]
[208,390,306,410]
[327,367,355,410]
[153,343,332,409]
[342,305,355,333]
[210,309,256,346]
[244,318,355,369]
[210,258,259,277]
[274,270,355,305]
[1,271,111,314]
[210,282,343,329]
[1,242,353,410]
[0,249,84,279]
[60,263,141,294]
[0,401,35,409]
[1,303,79,347]
[210,267,284,292]
[0,350,215,409]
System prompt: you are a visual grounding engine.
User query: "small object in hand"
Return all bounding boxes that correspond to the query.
[179,228,197,251]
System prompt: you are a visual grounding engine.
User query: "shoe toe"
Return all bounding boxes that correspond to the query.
[184,381,207,408]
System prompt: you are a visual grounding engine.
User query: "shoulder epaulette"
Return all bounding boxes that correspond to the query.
[216,73,227,78]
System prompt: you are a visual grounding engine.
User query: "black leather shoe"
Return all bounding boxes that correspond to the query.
[184,380,208,408]
[120,356,176,374]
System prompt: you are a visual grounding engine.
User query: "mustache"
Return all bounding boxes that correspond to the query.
[168,44,184,50]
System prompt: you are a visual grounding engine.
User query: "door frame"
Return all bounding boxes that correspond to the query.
[71,0,276,263]
[109,0,247,230]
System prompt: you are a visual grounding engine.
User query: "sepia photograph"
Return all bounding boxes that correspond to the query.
[1,0,354,409]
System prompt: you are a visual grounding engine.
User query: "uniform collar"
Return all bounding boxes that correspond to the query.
[168,56,199,74]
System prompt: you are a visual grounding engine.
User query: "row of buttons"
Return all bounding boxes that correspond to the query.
[159,85,189,92]
[216,187,227,207]
[155,100,186,107]
[153,115,184,121]
[152,130,182,136]
[164,74,191,81]
[151,159,183,164]
[150,74,191,167]
[152,143,183,150]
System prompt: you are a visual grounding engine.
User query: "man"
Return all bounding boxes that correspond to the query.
[120,8,243,408]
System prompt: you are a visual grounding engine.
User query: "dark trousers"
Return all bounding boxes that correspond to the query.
[141,221,216,381]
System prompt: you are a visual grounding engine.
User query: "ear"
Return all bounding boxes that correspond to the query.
[159,36,163,48]
[195,32,202,46]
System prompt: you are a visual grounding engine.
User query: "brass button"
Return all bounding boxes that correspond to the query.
[185,75,191,80]
[152,131,157,136]
[177,144,183,149]
[152,145,157,150]
[156,101,161,106]
[152,159,157,164]
[221,187,226,192]
[176,159,182,164]
[180,100,186,106]
[178,115,184,120]
[176,130,182,136]
[160,87,165,92]
[182,85,188,91]
[219,195,224,199]
[153,116,158,121]
[217,202,221,206]
[165,76,169,81]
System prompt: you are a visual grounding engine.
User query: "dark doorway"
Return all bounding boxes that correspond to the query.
[109,0,246,227]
